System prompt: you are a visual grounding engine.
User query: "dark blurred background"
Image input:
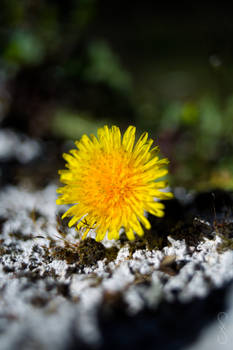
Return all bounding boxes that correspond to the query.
[0,0,233,190]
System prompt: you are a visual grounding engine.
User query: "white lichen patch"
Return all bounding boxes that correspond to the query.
[0,129,41,163]
[0,184,233,349]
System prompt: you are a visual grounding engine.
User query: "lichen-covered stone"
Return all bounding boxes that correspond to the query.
[0,184,233,349]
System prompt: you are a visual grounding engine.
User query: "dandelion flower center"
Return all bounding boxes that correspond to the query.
[56,125,173,241]
[87,153,136,211]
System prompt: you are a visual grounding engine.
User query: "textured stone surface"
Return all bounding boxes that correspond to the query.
[0,184,233,349]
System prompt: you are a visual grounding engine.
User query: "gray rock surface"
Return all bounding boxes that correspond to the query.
[0,184,233,349]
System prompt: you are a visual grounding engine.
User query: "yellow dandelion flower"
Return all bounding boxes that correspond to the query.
[56,125,173,241]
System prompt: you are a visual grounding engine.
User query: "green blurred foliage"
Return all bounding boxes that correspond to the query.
[155,96,233,189]
[84,41,131,94]
[4,30,45,66]
[53,109,108,139]
[0,1,233,190]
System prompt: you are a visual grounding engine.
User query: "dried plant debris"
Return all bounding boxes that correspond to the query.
[0,185,233,349]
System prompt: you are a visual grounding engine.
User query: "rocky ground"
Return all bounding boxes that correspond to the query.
[0,129,233,350]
